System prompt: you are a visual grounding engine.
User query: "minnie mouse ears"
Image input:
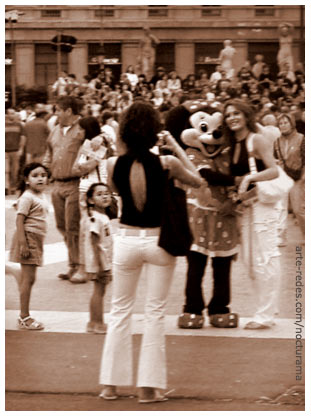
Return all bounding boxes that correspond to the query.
[182,99,220,114]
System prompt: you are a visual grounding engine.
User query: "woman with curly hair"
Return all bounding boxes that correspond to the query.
[98,101,203,403]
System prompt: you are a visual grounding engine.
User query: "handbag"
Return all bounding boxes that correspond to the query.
[246,133,294,204]
[275,138,303,181]
[158,172,193,256]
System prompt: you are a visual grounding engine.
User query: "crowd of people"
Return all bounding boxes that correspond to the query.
[5,52,305,403]
[48,58,304,124]
[5,56,305,193]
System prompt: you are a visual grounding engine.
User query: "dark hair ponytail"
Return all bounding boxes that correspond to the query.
[85,182,118,220]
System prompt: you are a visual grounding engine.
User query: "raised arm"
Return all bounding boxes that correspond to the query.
[159,131,204,188]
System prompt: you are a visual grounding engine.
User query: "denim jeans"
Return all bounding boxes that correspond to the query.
[99,229,176,389]
[5,151,20,191]
[51,180,81,269]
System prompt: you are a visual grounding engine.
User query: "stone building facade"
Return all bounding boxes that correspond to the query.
[5,5,304,89]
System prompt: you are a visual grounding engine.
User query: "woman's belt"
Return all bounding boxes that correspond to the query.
[117,226,160,237]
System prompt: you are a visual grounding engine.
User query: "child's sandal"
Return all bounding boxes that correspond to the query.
[18,316,44,331]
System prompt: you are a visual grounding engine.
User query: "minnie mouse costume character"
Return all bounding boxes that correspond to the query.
[165,100,239,329]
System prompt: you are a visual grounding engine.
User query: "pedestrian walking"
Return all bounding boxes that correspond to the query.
[98,101,203,403]
[9,162,50,330]
[82,182,115,334]
[43,96,96,284]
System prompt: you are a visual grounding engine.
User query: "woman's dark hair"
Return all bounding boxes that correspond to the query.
[17,162,50,196]
[222,98,258,143]
[85,182,117,220]
[119,101,162,157]
[79,116,101,139]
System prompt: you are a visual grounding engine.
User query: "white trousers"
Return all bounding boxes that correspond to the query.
[239,202,281,325]
[275,192,289,242]
[99,231,176,389]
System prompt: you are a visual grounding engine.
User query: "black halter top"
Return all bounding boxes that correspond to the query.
[112,151,166,227]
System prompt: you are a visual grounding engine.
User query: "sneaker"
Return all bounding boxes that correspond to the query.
[69,271,87,284]
[58,267,77,280]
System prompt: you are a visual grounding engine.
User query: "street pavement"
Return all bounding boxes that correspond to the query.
[4,191,306,411]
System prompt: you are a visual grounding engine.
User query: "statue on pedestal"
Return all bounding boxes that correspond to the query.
[218,40,236,79]
[277,22,294,72]
[138,26,160,82]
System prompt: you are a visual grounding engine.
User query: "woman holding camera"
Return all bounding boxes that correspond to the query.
[98,101,203,403]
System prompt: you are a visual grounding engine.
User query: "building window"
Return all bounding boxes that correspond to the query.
[35,44,68,87]
[88,43,121,81]
[95,7,114,17]
[148,6,168,17]
[155,43,175,74]
[201,6,222,17]
[41,9,61,18]
[195,43,222,77]
[254,6,275,16]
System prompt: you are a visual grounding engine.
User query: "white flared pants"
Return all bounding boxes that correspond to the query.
[99,231,176,389]
[239,202,281,325]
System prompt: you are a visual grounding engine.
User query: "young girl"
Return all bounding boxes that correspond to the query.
[9,162,50,330]
[72,117,118,278]
[82,182,115,334]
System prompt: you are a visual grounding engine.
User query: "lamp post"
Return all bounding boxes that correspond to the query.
[5,9,24,107]
[51,33,76,77]
[9,17,16,107]
[57,31,62,77]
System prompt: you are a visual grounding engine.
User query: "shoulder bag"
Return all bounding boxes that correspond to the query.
[246,133,294,204]
[158,171,193,256]
[275,137,303,181]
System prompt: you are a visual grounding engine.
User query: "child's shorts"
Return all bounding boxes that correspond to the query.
[86,270,112,285]
[9,231,44,266]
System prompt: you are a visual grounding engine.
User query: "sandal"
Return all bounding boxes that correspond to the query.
[99,385,118,400]
[244,321,271,330]
[18,316,44,331]
[138,387,168,404]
